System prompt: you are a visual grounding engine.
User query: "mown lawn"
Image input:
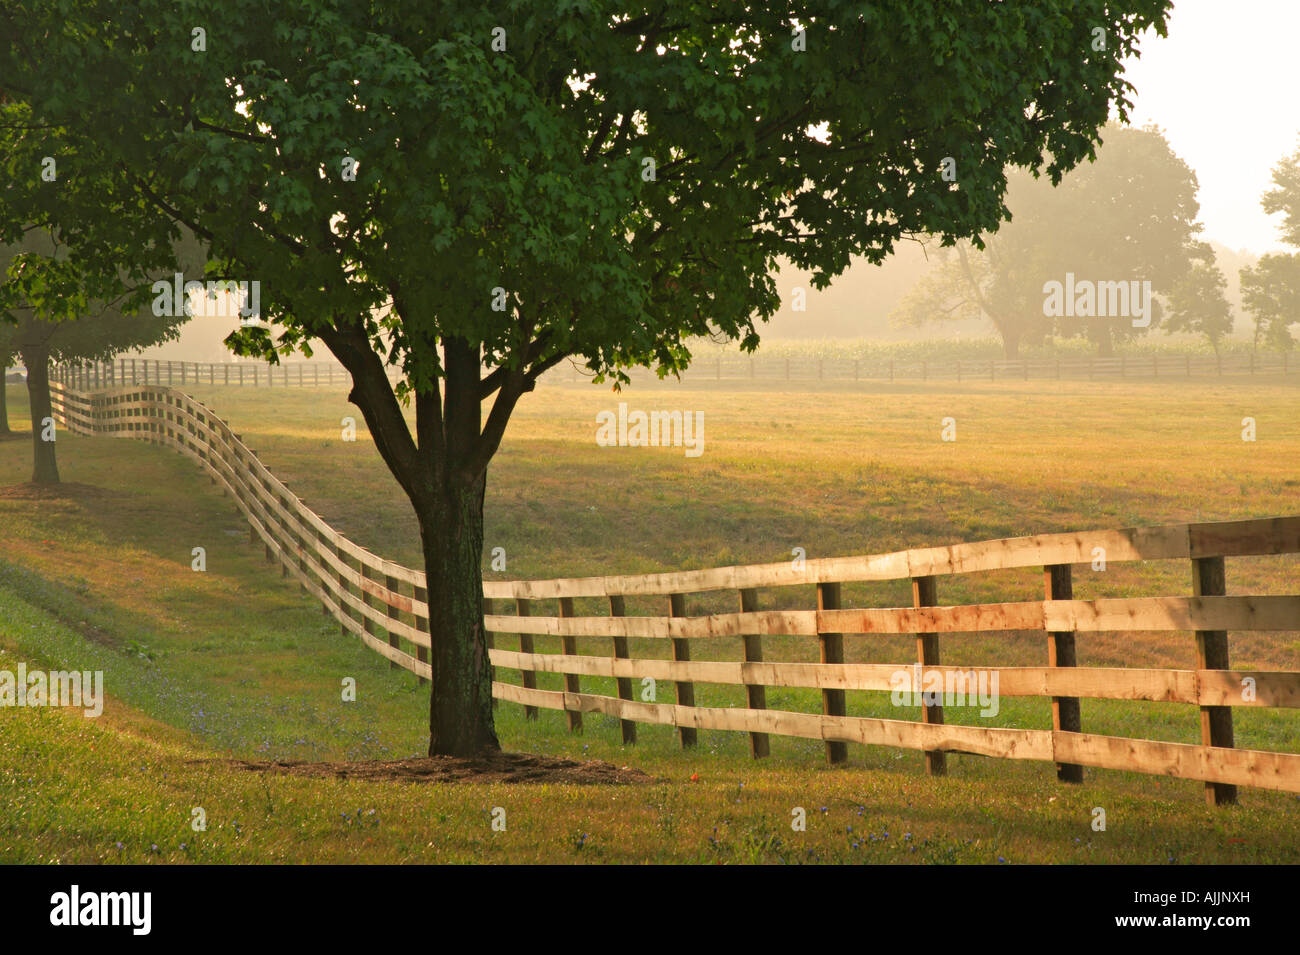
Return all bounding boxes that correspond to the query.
[1,375,1298,863]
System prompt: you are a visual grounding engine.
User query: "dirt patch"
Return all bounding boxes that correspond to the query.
[215,751,660,785]
[0,482,124,501]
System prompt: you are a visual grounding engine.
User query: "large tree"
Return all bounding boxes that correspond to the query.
[893,123,1204,357]
[0,0,1172,755]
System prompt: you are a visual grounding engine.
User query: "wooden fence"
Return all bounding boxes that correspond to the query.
[53,358,356,389]
[50,349,1300,391]
[47,381,1300,804]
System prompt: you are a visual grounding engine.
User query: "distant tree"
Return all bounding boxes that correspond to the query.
[0,230,201,483]
[893,124,1204,357]
[1163,242,1234,353]
[1239,141,1300,351]
[1240,254,1300,352]
[1,0,1173,755]
[891,167,1054,358]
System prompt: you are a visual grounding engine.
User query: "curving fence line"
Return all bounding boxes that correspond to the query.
[47,380,1300,804]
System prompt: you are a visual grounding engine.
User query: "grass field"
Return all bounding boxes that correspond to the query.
[1,373,1298,864]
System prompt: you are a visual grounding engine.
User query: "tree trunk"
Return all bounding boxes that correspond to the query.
[0,351,11,435]
[419,471,499,757]
[1095,324,1115,358]
[323,330,512,758]
[20,344,59,484]
[1001,331,1021,359]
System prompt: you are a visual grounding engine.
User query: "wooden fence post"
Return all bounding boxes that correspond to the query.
[816,582,847,764]
[483,597,497,708]
[668,593,697,748]
[1193,555,1237,806]
[912,575,946,776]
[414,583,429,685]
[317,530,332,617]
[516,598,537,719]
[609,595,636,744]
[559,596,582,733]
[335,542,350,639]
[1045,564,1083,783]
[357,560,386,662]
[738,587,770,758]
[385,570,402,668]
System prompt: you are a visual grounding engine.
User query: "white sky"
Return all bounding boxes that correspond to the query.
[1122,0,1300,254]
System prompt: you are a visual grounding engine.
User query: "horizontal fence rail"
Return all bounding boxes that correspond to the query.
[47,381,1300,804]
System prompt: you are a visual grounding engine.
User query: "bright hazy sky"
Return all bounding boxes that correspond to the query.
[1123,0,1300,254]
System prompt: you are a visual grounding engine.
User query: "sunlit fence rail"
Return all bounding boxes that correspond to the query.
[48,350,1300,392]
[49,381,1300,804]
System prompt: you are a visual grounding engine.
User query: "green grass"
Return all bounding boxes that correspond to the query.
[2,375,1299,864]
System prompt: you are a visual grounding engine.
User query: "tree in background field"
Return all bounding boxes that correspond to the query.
[1163,241,1233,353]
[889,166,1056,358]
[1240,254,1300,351]
[893,124,1206,357]
[1239,141,1300,351]
[0,81,207,482]
[1,0,1172,755]
[0,230,202,483]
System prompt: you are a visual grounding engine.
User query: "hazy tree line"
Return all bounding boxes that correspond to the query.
[891,123,1300,358]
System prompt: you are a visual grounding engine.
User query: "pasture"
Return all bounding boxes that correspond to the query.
[1,372,1298,863]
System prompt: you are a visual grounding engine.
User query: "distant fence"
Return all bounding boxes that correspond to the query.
[49,381,1300,804]
[50,350,1300,392]
[53,358,358,389]
[614,352,1300,383]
